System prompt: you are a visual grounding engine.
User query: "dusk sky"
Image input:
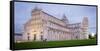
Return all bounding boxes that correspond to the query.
[14,2,97,34]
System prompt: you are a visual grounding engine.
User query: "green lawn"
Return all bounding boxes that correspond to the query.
[14,39,97,50]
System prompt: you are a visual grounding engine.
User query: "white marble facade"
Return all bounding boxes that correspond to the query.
[22,7,89,42]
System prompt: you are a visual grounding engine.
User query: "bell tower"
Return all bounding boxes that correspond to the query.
[81,17,89,39]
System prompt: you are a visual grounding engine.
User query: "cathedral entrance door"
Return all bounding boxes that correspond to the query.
[34,34,36,40]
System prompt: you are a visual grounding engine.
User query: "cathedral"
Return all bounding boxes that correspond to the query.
[22,7,89,42]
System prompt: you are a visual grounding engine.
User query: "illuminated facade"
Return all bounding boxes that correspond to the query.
[22,7,89,41]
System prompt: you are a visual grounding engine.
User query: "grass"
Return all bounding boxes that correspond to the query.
[14,39,97,50]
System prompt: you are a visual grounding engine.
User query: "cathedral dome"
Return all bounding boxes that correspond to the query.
[61,14,69,24]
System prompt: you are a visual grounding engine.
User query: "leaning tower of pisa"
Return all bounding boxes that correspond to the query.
[81,17,89,39]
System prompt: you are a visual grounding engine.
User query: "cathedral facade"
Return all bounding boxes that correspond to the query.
[22,7,89,41]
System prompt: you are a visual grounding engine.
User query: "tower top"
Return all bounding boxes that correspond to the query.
[31,6,42,13]
[82,17,88,27]
[31,6,42,16]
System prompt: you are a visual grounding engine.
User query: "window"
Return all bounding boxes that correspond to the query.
[34,30,36,32]
[41,32,43,34]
